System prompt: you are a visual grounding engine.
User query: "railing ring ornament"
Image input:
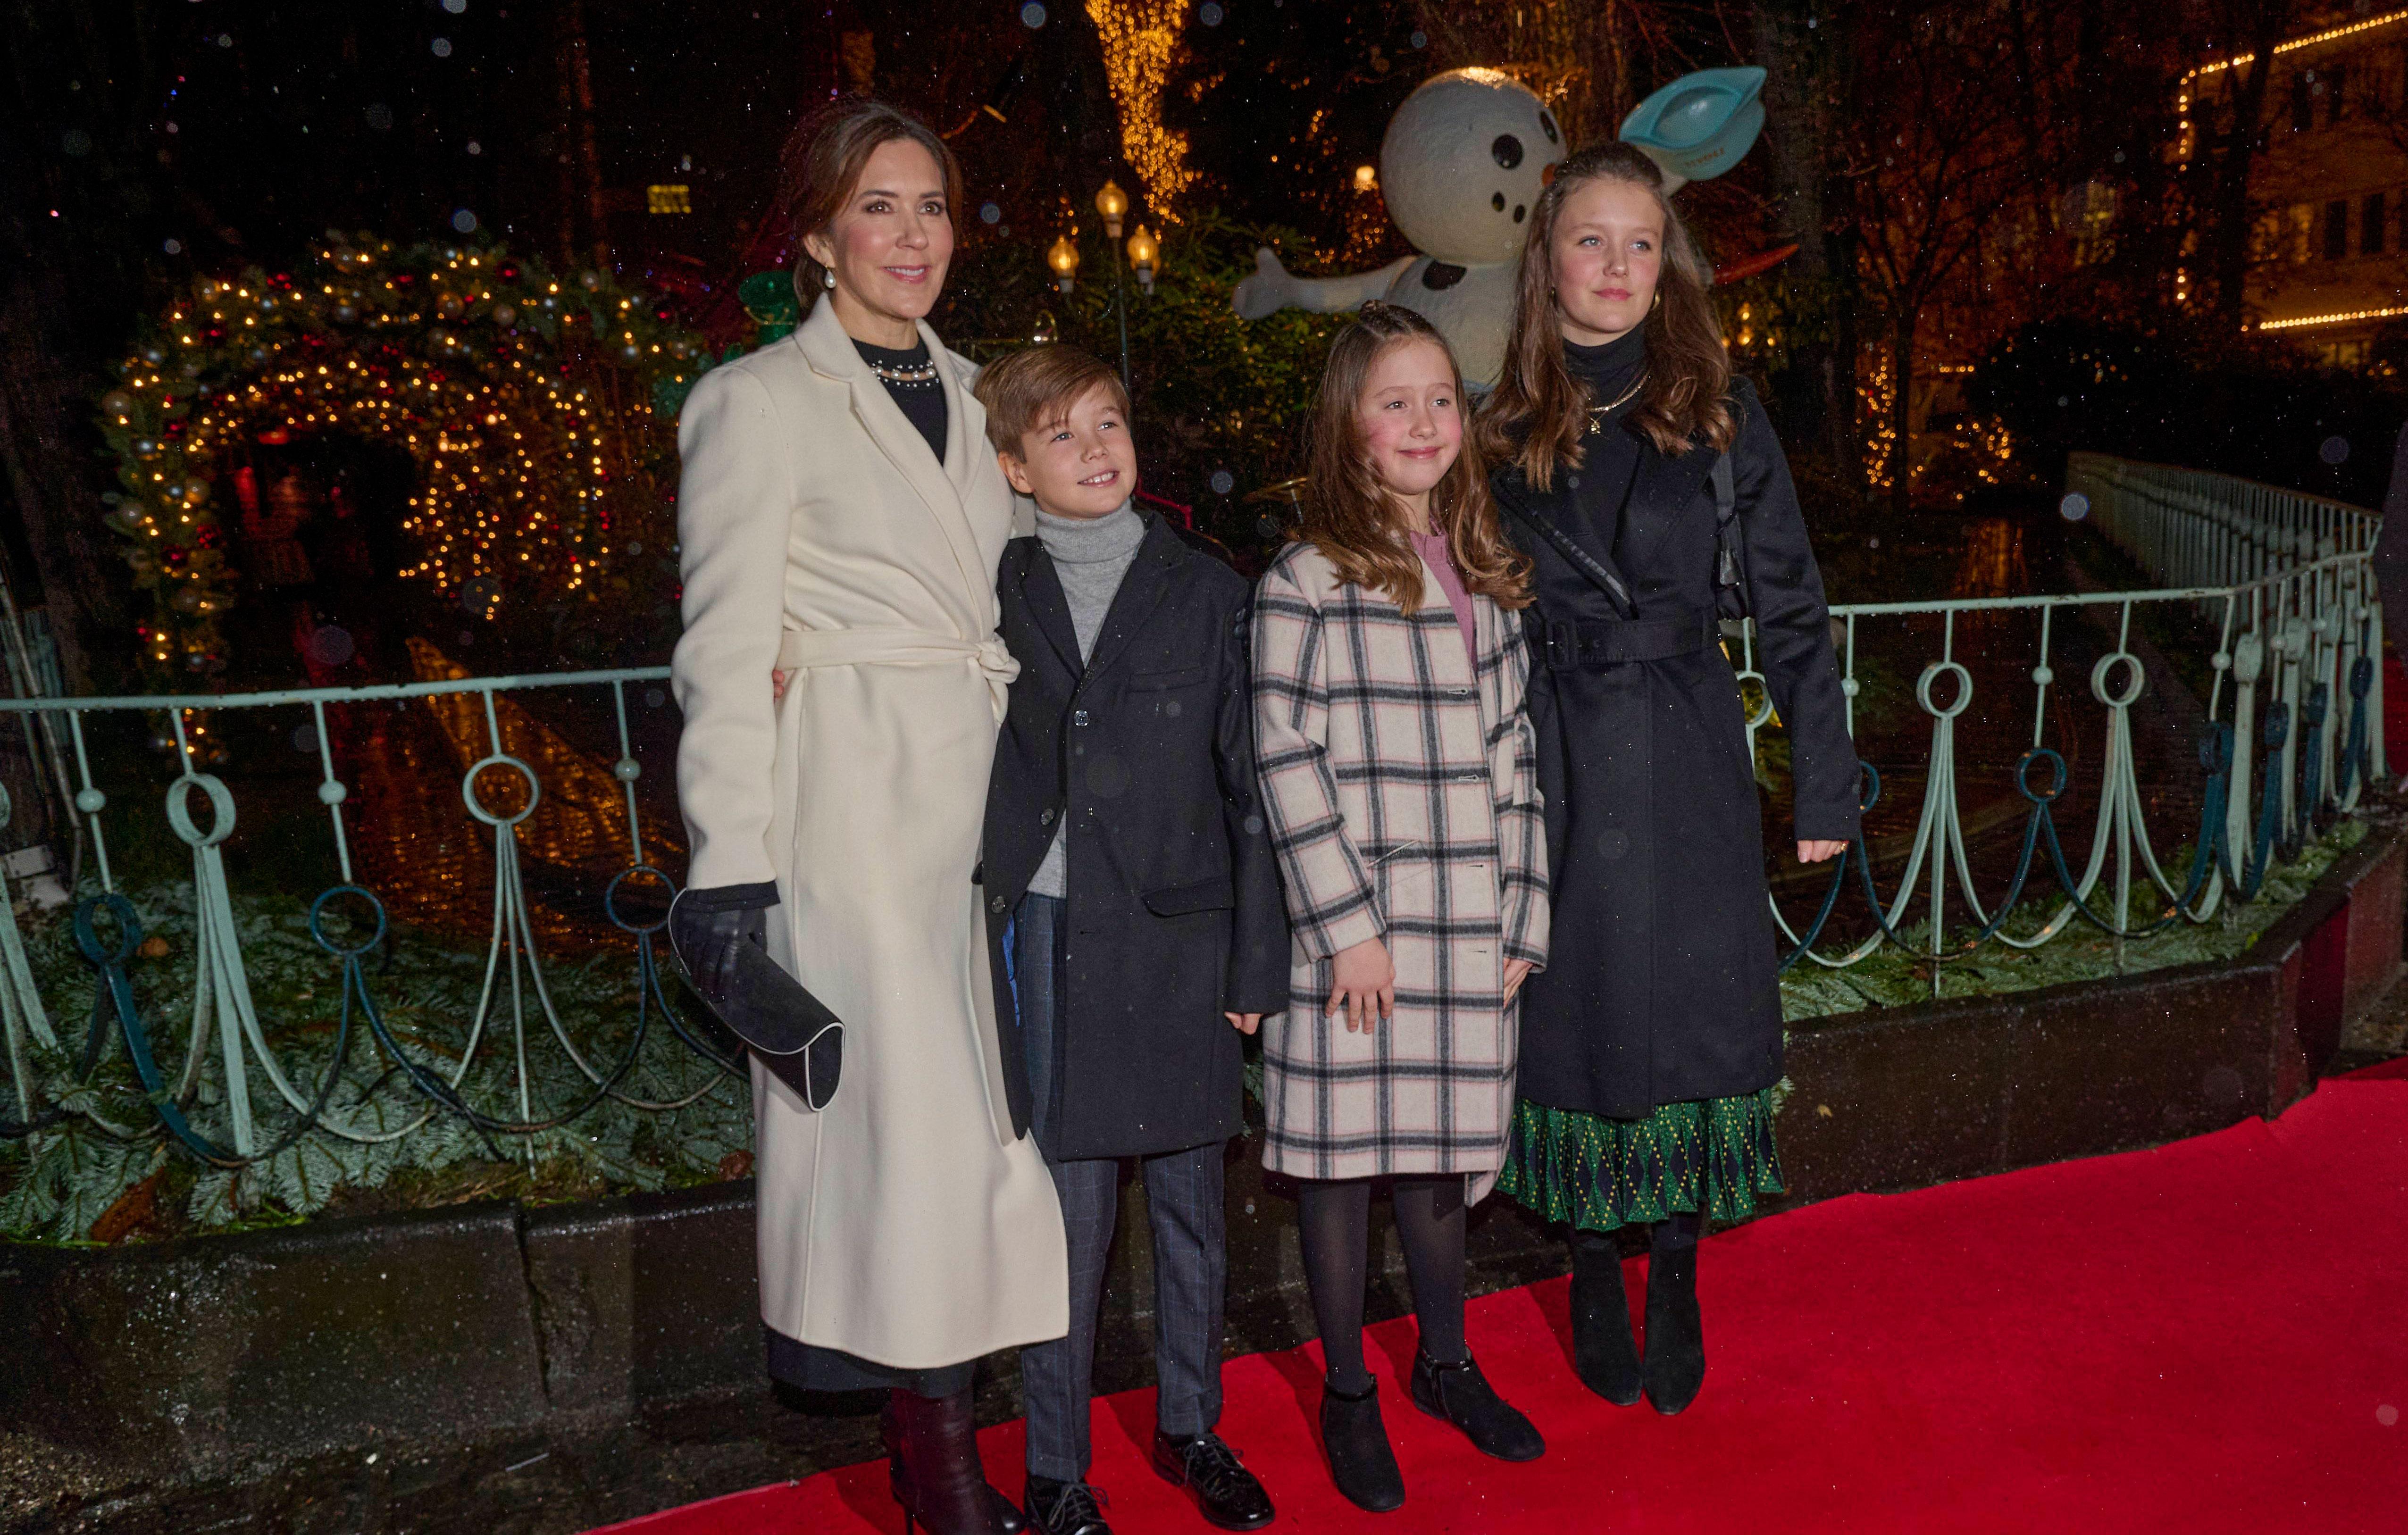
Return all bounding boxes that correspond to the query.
[2014,746,2070,802]
[2232,632,2265,684]
[164,772,238,850]
[1916,659,1973,720]
[461,753,542,827]
[308,884,389,959]
[604,865,675,934]
[2090,651,2146,709]
[1735,667,1775,729]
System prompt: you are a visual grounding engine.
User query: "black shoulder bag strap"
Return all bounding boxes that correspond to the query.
[1499,486,1636,617]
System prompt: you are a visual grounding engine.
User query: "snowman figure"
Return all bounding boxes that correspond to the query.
[1232,68,1563,390]
[1232,66,1769,391]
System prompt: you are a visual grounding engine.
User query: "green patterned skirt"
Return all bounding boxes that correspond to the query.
[1497,1089,1785,1234]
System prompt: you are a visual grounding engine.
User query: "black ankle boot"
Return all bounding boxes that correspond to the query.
[884,1395,1024,1532]
[1319,1376,1406,1512]
[1570,1232,1642,1406]
[890,1386,1007,1535]
[1641,1244,1706,1416]
[1409,1350,1545,1462]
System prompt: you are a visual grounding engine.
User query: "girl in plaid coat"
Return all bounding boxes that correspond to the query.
[1251,304,1551,1512]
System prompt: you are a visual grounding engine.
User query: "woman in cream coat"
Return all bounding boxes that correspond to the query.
[670,101,1063,1535]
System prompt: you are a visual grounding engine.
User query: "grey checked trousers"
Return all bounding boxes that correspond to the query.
[1013,893,1229,1483]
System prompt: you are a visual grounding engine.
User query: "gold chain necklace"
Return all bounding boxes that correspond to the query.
[1585,372,1648,434]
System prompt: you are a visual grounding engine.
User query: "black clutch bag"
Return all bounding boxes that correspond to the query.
[666,893,844,1111]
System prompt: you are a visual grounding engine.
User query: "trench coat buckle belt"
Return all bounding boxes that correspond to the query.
[776,626,1022,721]
[1541,609,1719,670]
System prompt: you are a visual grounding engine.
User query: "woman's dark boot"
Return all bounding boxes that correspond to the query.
[884,1395,1025,1533]
[1569,1231,1643,1406]
[1641,1243,1706,1416]
[1319,1376,1406,1512]
[890,1386,1008,1535]
[1409,1350,1545,1461]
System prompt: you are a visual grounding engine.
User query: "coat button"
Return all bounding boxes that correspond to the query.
[988,894,1008,914]
[1040,808,1056,825]
[1073,709,1090,726]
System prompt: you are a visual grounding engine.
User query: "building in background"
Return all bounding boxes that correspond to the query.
[2226,6,2408,367]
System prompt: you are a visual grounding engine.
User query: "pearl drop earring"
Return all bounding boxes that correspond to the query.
[823,269,836,290]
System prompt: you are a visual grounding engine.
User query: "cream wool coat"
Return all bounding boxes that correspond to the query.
[671,298,1067,1370]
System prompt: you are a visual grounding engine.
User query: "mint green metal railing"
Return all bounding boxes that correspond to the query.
[0,664,727,1168]
[0,455,2384,1167]
[1749,454,2382,990]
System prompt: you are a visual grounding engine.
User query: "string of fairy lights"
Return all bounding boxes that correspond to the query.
[1086,0,1196,211]
[97,239,705,676]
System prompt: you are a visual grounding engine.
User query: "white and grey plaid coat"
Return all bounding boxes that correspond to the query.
[1251,540,1549,1196]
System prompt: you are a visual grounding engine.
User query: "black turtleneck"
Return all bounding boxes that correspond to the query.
[1561,324,1650,565]
[853,336,947,464]
[1564,323,1647,403]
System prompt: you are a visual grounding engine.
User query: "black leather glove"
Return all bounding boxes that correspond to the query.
[669,882,776,1008]
[668,880,844,1110]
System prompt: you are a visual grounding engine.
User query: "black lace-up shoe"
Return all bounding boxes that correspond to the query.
[1024,1476,1112,1535]
[1152,1430,1275,1529]
[1408,1350,1545,1462]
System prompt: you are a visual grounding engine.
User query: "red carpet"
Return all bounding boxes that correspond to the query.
[597,1080,2408,1534]
[2387,654,2408,772]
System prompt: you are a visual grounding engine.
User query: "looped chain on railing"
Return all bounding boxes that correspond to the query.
[0,663,747,1188]
[1771,455,2383,997]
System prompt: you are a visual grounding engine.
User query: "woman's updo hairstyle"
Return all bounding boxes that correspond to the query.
[774,97,964,308]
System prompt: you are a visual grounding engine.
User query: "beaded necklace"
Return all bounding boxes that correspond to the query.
[865,355,940,388]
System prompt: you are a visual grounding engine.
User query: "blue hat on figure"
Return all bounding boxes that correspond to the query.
[1618,66,1767,191]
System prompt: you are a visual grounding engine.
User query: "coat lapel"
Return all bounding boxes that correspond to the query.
[928,330,980,498]
[1614,434,1721,572]
[1012,540,1086,679]
[794,302,990,619]
[1076,514,1178,687]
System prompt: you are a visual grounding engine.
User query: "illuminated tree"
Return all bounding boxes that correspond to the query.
[97,239,703,678]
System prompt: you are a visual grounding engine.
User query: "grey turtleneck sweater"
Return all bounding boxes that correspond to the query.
[1028,502,1144,897]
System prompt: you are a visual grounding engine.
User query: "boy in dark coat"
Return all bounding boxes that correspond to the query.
[974,345,1290,1535]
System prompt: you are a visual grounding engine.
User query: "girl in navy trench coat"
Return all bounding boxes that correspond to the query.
[1477,144,1859,1420]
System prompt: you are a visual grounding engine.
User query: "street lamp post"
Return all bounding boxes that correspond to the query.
[1046,234,1080,293]
[1045,184,1154,389]
[1095,180,1132,396]
[1126,224,1158,296]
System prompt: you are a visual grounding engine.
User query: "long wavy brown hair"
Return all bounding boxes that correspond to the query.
[1477,142,1732,491]
[1299,302,1531,615]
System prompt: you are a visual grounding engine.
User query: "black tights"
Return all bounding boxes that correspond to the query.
[1570,1209,1706,1268]
[1296,1175,1468,1393]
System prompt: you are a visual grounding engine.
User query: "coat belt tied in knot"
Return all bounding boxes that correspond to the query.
[777,626,1021,723]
